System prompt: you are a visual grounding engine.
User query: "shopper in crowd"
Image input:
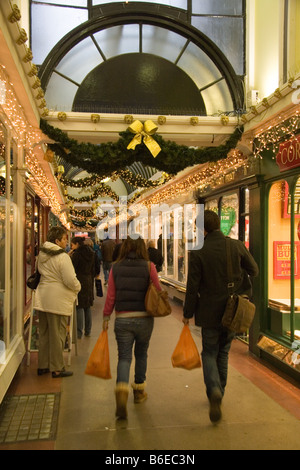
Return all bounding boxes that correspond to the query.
[103,235,161,419]
[34,226,81,378]
[101,235,116,285]
[84,237,101,280]
[183,210,259,423]
[93,240,103,269]
[112,240,123,261]
[70,236,96,338]
[147,239,163,272]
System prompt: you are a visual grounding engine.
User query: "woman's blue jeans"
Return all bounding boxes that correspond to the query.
[201,326,235,399]
[114,316,154,384]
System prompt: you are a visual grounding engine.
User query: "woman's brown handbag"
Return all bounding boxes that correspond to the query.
[145,263,171,317]
[85,330,112,379]
[222,238,256,333]
[171,325,201,370]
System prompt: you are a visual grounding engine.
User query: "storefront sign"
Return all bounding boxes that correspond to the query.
[276,135,300,172]
[273,241,300,279]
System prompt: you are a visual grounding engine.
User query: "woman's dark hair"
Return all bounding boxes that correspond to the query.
[204,210,220,233]
[71,236,85,246]
[47,226,67,243]
[116,235,149,262]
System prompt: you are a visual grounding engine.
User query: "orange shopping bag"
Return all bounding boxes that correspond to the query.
[85,330,112,379]
[171,325,201,370]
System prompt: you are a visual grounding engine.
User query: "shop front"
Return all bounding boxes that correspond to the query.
[0,118,26,403]
[255,132,300,380]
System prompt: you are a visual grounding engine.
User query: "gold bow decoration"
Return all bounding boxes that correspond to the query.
[127,120,161,158]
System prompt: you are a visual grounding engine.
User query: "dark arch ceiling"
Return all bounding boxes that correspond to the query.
[72,53,206,115]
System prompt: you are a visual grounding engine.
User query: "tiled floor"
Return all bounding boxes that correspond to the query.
[0,393,60,444]
[0,291,299,450]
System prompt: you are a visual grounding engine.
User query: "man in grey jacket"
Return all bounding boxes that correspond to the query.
[183,210,259,423]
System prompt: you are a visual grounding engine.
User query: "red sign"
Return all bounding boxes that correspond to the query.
[273,241,300,279]
[276,135,300,172]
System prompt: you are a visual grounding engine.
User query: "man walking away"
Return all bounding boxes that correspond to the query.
[183,210,259,423]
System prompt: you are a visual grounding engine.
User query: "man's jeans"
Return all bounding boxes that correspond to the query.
[103,261,112,282]
[114,317,154,384]
[201,326,235,399]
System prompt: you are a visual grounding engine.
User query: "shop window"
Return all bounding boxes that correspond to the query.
[25,192,35,305]
[243,188,250,249]
[293,178,300,343]
[163,211,174,277]
[220,193,239,238]
[160,206,188,283]
[267,180,293,342]
[0,132,18,348]
[0,127,5,343]
[205,199,218,212]
[10,142,17,342]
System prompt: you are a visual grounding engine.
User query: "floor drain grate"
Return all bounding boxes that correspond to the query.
[0,393,60,443]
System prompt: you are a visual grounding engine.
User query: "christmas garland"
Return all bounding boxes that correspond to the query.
[57,169,171,190]
[40,119,243,177]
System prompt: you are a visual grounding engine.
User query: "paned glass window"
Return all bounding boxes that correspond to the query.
[93,25,140,58]
[92,0,187,7]
[192,0,243,15]
[142,26,187,62]
[191,16,244,75]
[56,36,104,84]
[34,0,87,4]
[31,3,88,64]
[31,0,244,113]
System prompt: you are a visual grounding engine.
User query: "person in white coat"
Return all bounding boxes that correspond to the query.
[34,226,81,378]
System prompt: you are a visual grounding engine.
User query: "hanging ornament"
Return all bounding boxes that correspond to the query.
[127,120,161,158]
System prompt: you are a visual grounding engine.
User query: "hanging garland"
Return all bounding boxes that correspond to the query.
[40,119,243,177]
[66,182,120,202]
[56,169,171,190]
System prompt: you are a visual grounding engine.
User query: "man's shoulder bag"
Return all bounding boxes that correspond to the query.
[222,238,256,333]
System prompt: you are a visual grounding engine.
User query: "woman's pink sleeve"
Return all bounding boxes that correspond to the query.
[103,270,116,317]
[150,262,162,290]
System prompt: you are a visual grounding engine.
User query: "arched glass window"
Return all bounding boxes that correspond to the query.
[30,0,245,115]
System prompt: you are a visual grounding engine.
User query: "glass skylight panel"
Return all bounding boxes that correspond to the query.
[92,0,187,7]
[93,25,139,58]
[45,73,78,111]
[55,37,104,84]
[33,0,87,4]
[191,16,244,75]
[31,3,88,65]
[201,79,233,115]
[177,42,222,90]
[192,0,242,15]
[142,26,186,62]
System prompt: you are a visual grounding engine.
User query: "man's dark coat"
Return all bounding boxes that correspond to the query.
[184,230,259,328]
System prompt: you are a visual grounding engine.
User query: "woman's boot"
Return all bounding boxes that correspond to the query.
[115,382,129,419]
[132,382,147,403]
